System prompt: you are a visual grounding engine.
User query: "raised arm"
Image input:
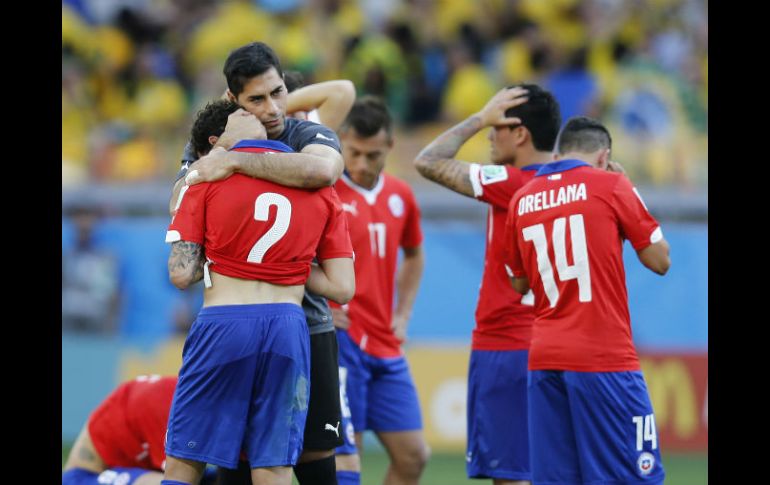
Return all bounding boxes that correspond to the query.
[414,86,528,197]
[392,245,425,342]
[168,241,205,289]
[287,80,356,130]
[305,257,355,304]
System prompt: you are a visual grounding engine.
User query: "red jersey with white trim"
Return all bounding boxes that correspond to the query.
[330,173,423,358]
[504,160,662,371]
[167,144,352,285]
[467,163,541,351]
[88,375,176,471]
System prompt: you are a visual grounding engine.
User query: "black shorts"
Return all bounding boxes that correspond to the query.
[303,329,344,450]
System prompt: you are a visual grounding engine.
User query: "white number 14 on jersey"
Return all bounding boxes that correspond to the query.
[521,214,592,308]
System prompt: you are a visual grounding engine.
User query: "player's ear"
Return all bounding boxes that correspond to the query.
[513,125,529,146]
[225,90,237,103]
[208,135,219,147]
[597,148,610,170]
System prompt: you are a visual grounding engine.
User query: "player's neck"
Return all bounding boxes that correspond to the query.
[514,150,553,168]
[344,170,380,191]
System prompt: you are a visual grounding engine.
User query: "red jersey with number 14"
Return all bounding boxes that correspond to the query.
[330,173,423,358]
[504,160,662,372]
[88,375,176,471]
[467,163,541,351]
[167,141,353,284]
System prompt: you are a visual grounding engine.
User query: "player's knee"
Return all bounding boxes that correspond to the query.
[335,452,361,472]
[392,443,430,476]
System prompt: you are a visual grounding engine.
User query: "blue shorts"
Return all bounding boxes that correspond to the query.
[62,467,149,485]
[466,349,530,481]
[529,370,665,485]
[335,329,422,437]
[166,303,310,469]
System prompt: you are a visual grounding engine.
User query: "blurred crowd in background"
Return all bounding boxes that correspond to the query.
[62,0,707,190]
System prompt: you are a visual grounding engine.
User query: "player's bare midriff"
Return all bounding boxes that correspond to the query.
[203,271,305,306]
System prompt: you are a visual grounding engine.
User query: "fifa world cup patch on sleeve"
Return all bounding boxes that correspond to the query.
[480,165,508,185]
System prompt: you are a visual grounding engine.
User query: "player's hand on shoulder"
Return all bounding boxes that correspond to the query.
[477,87,528,128]
[185,147,236,185]
[607,160,627,176]
[331,306,351,330]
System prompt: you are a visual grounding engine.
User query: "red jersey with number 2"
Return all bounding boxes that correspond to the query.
[167,141,353,285]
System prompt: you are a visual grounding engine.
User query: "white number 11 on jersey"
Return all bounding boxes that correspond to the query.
[368,223,386,258]
[521,214,592,308]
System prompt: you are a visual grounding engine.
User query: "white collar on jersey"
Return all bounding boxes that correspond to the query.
[340,173,384,205]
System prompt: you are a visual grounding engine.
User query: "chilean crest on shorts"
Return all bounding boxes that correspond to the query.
[637,451,655,475]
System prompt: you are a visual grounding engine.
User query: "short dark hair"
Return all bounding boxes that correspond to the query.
[223,42,284,96]
[505,83,561,151]
[556,116,612,154]
[283,70,305,93]
[340,95,393,139]
[190,100,240,156]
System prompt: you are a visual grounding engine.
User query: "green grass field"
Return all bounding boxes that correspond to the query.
[62,443,706,484]
[362,451,707,485]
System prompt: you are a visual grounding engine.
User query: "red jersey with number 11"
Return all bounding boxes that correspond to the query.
[330,173,423,358]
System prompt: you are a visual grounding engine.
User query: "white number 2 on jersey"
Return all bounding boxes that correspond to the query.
[247,193,292,263]
[521,214,591,308]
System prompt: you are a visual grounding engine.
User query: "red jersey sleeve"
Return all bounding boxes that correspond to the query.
[400,186,423,249]
[611,176,662,251]
[469,164,525,209]
[166,183,208,244]
[317,187,354,261]
[503,197,526,278]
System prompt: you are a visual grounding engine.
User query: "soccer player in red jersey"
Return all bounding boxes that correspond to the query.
[414,85,560,485]
[330,96,427,485]
[170,43,356,485]
[62,375,220,485]
[504,116,670,485]
[163,100,354,485]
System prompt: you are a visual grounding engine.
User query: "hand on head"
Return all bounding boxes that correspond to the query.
[477,87,529,128]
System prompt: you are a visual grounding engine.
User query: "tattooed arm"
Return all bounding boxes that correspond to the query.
[413,116,482,197]
[168,241,205,289]
[414,86,529,197]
